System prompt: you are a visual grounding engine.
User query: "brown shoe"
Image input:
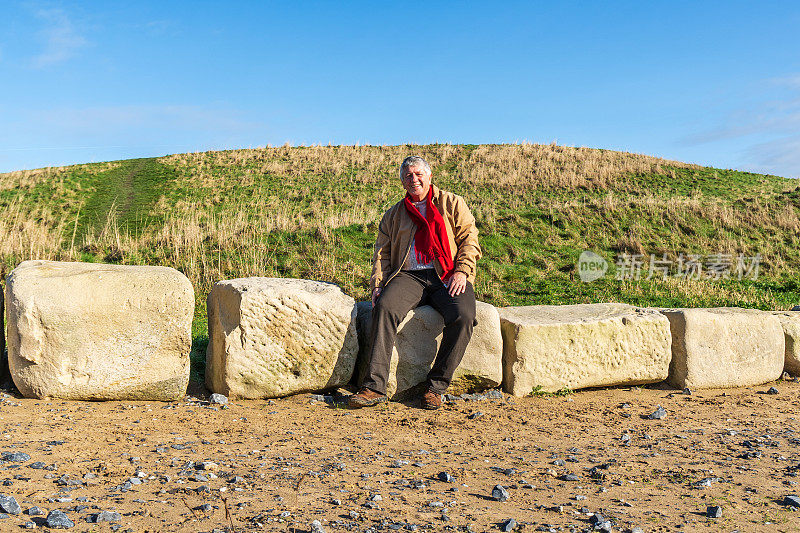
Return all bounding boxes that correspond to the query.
[421,389,443,410]
[348,388,387,409]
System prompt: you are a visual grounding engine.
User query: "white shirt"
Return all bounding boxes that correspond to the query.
[404,200,435,270]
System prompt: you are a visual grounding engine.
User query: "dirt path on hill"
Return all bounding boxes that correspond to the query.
[76,158,174,241]
[1,382,800,532]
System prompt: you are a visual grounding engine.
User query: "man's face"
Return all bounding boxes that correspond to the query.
[402,165,432,200]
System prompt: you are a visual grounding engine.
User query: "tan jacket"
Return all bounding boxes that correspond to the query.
[370,185,482,292]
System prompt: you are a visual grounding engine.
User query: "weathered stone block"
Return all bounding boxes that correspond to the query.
[498,303,671,396]
[355,301,503,400]
[5,260,193,400]
[661,307,784,389]
[206,278,358,398]
[1,286,6,380]
[774,311,800,376]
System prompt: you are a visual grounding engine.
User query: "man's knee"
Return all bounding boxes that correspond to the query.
[443,307,476,330]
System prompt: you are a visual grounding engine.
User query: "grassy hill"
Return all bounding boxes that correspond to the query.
[2,143,798,380]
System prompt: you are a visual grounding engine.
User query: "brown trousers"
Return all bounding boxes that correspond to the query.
[362,269,476,395]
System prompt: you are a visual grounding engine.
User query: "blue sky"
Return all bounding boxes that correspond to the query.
[1,1,799,177]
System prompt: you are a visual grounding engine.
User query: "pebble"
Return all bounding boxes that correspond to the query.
[26,506,44,516]
[492,485,510,502]
[28,462,46,469]
[46,509,74,529]
[311,520,326,533]
[784,495,800,507]
[647,405,667,420]
[460,393,487,401]
[438,471,454,483]
[468,412,484,420]
[209,393,228,405]
[94,510,122,522]
[561,474,580,482]
[595,521,613,533]
[500,518,517,531]
[0,494,21,515]
[1,452,30,462]
[589,513,605,524]
[766,386,779,395]
[740,451,762,459]
[706,505,722,518]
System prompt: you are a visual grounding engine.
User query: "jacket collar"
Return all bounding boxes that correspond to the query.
[429,184,441,203]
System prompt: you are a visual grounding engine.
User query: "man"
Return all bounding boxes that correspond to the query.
[349,155,482,410]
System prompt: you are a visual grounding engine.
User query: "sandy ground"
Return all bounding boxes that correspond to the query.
[1,381,800,533]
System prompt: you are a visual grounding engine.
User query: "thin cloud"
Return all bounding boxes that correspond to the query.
[31,7,87,68]
[769,73,800,90]
[33,104,262,134]
[682,109,800,145]
[744,136,800,179]
[0,103,270,171]
[677,73,800,177]
[681,74,800,145]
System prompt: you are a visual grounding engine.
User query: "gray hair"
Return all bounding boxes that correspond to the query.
[399,156,431,179]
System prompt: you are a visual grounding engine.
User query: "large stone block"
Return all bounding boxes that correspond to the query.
[499,303,671,396]
[355,301,503,400]
[5,260,194,400]
[661,307,784,389]
[774,311,800,376]
[206,278,358,399]
[1,285,6,380]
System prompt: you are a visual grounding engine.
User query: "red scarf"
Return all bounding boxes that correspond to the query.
[404,189,455,280]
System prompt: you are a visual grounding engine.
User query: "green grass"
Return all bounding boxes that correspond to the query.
[529,385,574,397]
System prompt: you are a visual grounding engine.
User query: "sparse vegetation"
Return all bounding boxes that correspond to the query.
[1,142,798,380]
[529,385,574,397]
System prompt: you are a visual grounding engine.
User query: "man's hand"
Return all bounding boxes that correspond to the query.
[371,288,382,307]
[447,272,467,297]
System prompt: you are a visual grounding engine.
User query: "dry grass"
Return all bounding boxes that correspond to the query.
[0,201,75,277]
[161,142,698,193]
[461,142,697,190]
